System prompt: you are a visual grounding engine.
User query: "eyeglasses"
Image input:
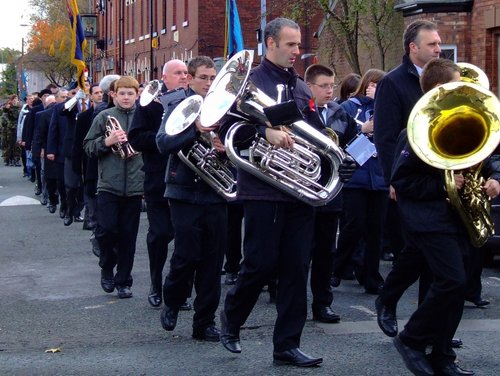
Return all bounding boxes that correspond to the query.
[311,83,337,90]
[195,75,216,82]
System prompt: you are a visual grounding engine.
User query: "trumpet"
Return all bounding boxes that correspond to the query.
[105,116,140,159]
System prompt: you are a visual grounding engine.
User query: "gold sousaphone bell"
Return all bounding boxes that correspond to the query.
[407,65,500,246]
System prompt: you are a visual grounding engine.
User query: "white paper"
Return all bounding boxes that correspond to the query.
[345,134,377,166]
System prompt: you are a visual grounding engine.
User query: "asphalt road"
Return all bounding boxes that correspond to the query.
[1,162,500,376]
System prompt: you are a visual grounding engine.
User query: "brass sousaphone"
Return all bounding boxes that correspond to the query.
[407,74,500,246]
[199,50,345,206]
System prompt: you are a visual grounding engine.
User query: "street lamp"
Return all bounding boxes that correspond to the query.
[18,23,29,100]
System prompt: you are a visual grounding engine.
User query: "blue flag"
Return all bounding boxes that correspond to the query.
[67,0,87,90]
[226,0,244,58]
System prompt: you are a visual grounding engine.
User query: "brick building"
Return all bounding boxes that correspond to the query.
[90,0,320,84]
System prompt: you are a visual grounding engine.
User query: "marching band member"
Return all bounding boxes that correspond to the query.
[156,56,226,341]
[83,76,144,299]
[128,59,189,308]
[219,17,355,367]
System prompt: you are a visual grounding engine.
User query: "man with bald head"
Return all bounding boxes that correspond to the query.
[128,59,189,308]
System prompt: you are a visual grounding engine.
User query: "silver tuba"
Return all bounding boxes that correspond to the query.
[163,95,237,201]
[105,115,140,159]
[199,50,345,206]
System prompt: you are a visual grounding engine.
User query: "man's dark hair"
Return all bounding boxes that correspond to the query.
[264,17,299,48]
[89,83,101,95]
[304,64,334,83]
[420,58,460,93]
[188,55,215,76]
[403,20,438,55]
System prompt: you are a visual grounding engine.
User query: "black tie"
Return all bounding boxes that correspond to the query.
[318,106,325,123]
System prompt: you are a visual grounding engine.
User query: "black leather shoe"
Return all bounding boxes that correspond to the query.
[273,348,323,367]
[393,335,434,376]
[220,310,241,353]
[64,215,73,226]
[59,207,66,219]
[48,205,57,214]
[34,187,41,196]
[433,362,474,376]
[100,270,114,293]
[192,325,221,342]
[375,296,398,337]
[224,272,238,285]
[117,286,132,299]
[74,215,84,222]
[451,338,463,348]
[82,221,94,231]
[381,251,395,261]
[466,298,490,307]
[330,276,341,287]
[160,305,179,331]
[148,286,162,308]
[40,198,48,206]
[312,306,341,323]
[179,301,192,311]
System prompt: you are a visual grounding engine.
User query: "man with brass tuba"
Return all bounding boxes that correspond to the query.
[128,59,189,309]
[219,17,356,367]
[155,56,227,342]
[83,76,144,300]
[390,59,500,376]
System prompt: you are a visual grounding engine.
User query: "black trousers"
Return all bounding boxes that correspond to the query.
[399,231,467,366]
[145,198,174,294]
[333,189,386,290]
[163,199,226,331]
[96,192,142,288]
[223,202,244,274]
[223,201,314,352]
[310,210,338,309]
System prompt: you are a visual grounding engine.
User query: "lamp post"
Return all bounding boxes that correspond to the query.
[18,24,29,101]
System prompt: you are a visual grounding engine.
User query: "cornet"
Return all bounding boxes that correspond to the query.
[105,116,140,159]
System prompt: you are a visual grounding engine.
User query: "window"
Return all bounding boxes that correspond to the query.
[440,44,457,62]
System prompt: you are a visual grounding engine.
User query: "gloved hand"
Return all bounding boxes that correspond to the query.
[74,89,86,100]
[338,155,357,183]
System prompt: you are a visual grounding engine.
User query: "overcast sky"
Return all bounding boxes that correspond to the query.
[0,0,32,51]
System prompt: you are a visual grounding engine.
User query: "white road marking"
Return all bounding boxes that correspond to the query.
[0,195,40,206]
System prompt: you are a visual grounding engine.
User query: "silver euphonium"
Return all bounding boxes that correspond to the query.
[105,116,140,159]
[163,95,237,201]
[199,50,345,206]
[139,79,162,106]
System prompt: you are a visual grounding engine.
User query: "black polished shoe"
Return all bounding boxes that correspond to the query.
[381,251,395,262]
[100,270,115,293]
[375,296,398,337]
[160,305,179,331]
[451,338,463,348]
[273,348,323,367]
[330,276,341,288]
[179,300,192,311]
[312,306,341,323]
[63,215,73,226]
[34,187,42,196]
[82,221,94,231]
[466,298,490,307]
[393,335,434,376]
[74,215,84,223]
[433,362,474,376]
[40,198,48,206]
[148,286,162,308]
[220,310,241,353]
[48,205,57,214]
[117,286,133,299]
[224,272,238,285]
[90,234,100,258]
[192,325,221,342]
[59,207,67,219]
